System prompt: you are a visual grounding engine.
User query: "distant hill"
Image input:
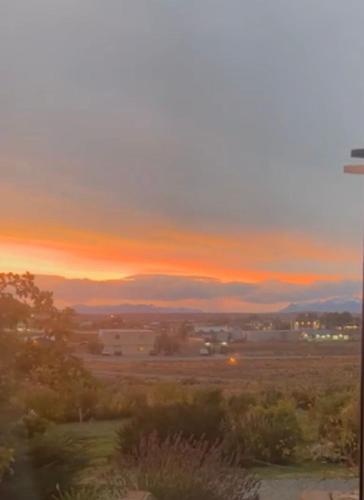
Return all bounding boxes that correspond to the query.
[281,298,361,314]
[73,303,202,314]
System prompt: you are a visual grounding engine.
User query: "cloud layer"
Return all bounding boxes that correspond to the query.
[1,2,364,294]
[35,274,361,312]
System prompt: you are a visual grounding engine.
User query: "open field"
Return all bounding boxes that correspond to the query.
[83,352,360,392]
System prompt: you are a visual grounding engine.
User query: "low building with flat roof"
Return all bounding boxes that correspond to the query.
[244,330,300,342]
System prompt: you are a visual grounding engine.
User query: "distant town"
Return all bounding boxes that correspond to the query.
[16,309,361,359]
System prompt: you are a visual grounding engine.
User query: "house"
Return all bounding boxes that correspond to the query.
[98,329,157,356]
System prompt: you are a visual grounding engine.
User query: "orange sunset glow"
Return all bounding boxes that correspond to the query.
[0,215,361,312]
[0,222,359,284]
[1,0,363,312]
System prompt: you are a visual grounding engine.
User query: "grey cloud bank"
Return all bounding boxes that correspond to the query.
[1,0,364,250]
[35,274,361,309]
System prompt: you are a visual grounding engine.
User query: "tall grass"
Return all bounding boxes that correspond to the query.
[120,433,259,500]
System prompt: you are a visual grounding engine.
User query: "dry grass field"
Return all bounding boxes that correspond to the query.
[83,350,360,393]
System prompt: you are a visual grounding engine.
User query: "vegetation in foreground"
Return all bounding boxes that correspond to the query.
[0,272,360,499]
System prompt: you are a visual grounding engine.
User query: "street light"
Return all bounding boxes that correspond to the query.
[344,148,364,500]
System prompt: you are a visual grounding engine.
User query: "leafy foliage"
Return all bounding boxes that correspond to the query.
[29,433,90,499]
[227,400,302,465]
[0,447,15,483]
[314,390,359,464]
[117,390,224,455]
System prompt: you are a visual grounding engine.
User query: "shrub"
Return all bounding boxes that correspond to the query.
[148,382,189,406]
[62,385,99,423]
[291,387,316,410]
[117,392,224,455]
[226,400,302,465]
[54,475,129,500]
[260,388,284,407]
[95,387,147,420]
[23,385,65,422]
[120,433,260,500]
[29,433,90,498]
[21,383,101,423]
[227,393,256,417]
[314,396,359,465]
[15,409,49,438]
[0,446,15,483]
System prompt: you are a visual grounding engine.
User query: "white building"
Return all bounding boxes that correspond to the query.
[98,329,157,356]
[244,330,300,342]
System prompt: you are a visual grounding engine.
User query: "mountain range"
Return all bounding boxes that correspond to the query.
[73,303,202,314]
[281,298,361,314]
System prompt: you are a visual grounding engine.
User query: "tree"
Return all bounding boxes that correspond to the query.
[0,272,54,333]
[38,306,76,342]
[0,272,54,317]
[177,321,192,341]
[0,272,75,341]
[155,333,180,355]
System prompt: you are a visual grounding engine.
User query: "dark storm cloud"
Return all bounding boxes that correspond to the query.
[1,0,364,244]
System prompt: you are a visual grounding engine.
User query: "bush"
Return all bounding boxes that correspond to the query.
[54,476,128,500]
[226,400,302,465]
[148,382,189,406]
[291,387,316,410]
[62,385,99,423]
[260,388,284,408]
[120,433,260,500]
[117,392,224,455]
[0,446,15,483]
[29,433,90,498]
[314,396,359,464]
[95,387,147,420]
[23,385,65,422]
[15,409,49,438]
[227,393,256,417]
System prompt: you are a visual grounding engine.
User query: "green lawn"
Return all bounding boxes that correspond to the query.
[49,419,124,462]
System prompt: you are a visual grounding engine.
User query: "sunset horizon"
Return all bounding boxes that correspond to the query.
[1,1,364,312]
[2,3,364,498]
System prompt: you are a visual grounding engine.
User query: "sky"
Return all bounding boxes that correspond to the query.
[1,0,364,311]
